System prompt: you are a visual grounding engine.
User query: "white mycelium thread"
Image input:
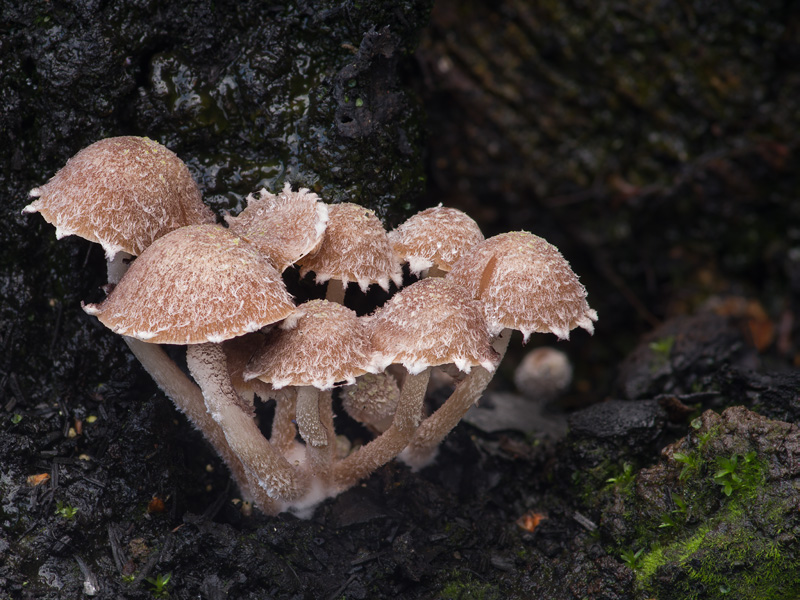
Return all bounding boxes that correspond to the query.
[447,231,598,341]
[23,136,215,259]
[298,203,403,292]
[82,224,295,345]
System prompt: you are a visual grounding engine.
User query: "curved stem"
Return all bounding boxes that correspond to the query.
[187,343,308,504]
[123,337,279,512]
[110,258,280,511]
[402,329,512,469]
[334,367,430,490]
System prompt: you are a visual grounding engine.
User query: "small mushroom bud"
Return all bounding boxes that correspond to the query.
[513,347,573,401]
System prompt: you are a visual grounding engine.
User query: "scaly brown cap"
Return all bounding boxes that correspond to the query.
[446,231,597,341]
[298,203,402,292]
[368,277,499,375]
[389,205,484,275]
[244,299,376,390]
[83,224,294,344]
[225,182,329,272]
[24,136,215,259]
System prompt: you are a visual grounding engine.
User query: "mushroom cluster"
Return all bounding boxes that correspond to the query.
[26,137,597,516]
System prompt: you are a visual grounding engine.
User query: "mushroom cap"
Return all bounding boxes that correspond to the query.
[244,299,377,390]
[23,136,215,259]
[224,183,329,272]
[388,205,484,275]
[340,372,401,433]
[446,231,598,341]
[298,203,403,292]
[368,277,499,375]
[83,224,295,344]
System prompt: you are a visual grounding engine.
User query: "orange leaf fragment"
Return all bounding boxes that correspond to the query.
[516,511,547,532]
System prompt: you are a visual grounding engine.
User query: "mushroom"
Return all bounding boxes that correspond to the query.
[388,205,484,277]
[23,136,215,283]
[401,231,597,468]
[21,137,296,507]
[297,202,402,303]
[447,231,597,341]
[224,183,329,272]
[83,224,305,512]
[513,347,573,402]
[244,299,377,484]
[333,277,499,489]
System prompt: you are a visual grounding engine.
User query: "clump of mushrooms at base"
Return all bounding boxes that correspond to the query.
[25,137,597,516]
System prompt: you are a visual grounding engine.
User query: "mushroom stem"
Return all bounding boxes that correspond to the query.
[122,337,279,512]
[187,342,308,503]
[402,329,512,469]
[106,251,133,285]
[325,279,347,304]
[267,385,299,455]
[305,390,335,483]
[296,385,328,447]
[333,367,430,489]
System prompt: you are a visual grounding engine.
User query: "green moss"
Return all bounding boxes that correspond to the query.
[648,335,675,370]
[622,435,799,600]
[639,522,800,600]
[438,570,502,600]
[574,457,643,511]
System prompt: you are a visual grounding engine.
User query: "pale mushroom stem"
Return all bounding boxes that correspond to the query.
[402,329,512,470]
[186,342,308,504]
[122,337,280,513]
[269,386,299,455]
[296,385,329,447]
[333,367,431,490]
[106,251,133,285]
[249,381,299,456]
[325,279,347,304]
[305,390,335,483]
